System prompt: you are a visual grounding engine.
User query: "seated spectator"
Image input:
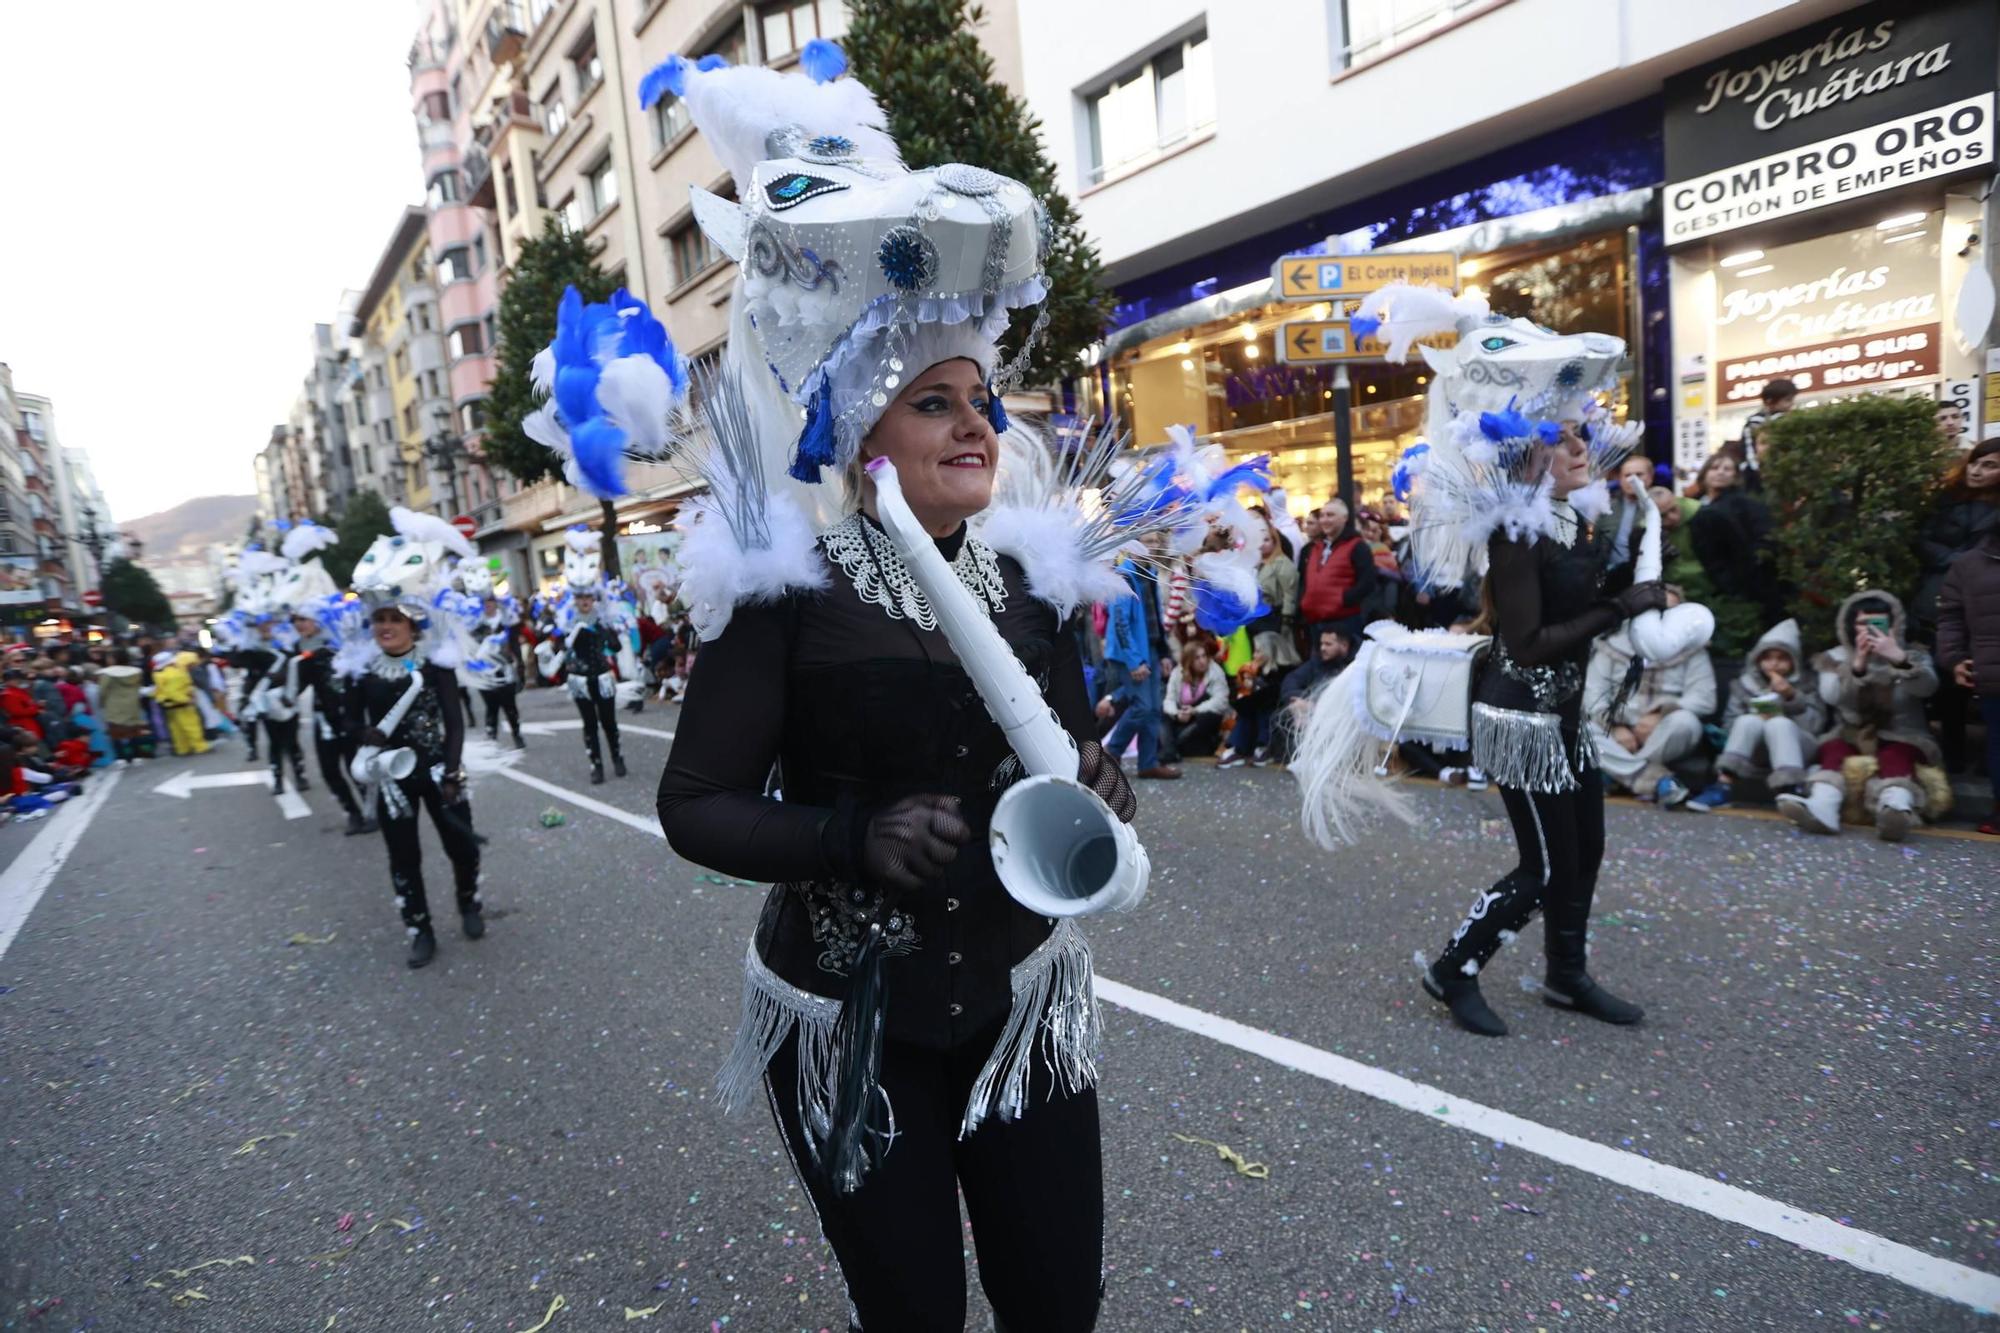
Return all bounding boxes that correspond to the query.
[1585,588,1717,807]
[1935,525,2000,835]
[1271,627,1354,763]
[1217,652,1280,769]
[1164,642,1230,759]
[1778,591,1938,842]
[1689,619,1824,810]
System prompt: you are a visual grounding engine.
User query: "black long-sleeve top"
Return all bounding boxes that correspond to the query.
[294,645,350,734]
[340,655,464,774]
[563,621,618,678]
[656,516,1095,1052]
[232,646,276,705]
[1474,517,1634,725]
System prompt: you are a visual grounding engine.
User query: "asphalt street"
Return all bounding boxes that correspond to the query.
[2,684,1995,1332]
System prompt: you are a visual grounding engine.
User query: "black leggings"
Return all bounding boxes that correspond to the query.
[766,1024,1104,1333]
[1432,774,1606,978]
[263,717,305,789]
[573,685,620,765]
[378,774,481,933]
[481,684,520,739]
[312,723,359,816]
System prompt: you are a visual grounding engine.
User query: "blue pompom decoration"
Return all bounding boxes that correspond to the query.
[1203,455,1273,501]
[1532,420,1562,445]
[571,416,629,500]
[790,380,838,483]
[985,389,1009,435]
[799,38,846,84]
[1349,315,1381,341]
[1390,442,1430,502]
[696,53,728,72]
[637,54,688,109]
[1478,407,1535,443]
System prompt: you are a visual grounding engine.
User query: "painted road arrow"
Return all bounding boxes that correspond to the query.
[516,720,677,740]
[153,769,311,820]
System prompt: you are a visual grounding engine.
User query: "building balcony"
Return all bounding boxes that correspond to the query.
[485,2,527,64]
[499,477,569,531]
[418,119,456,153]
[464,143,495,208]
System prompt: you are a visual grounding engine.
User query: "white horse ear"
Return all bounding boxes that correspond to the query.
[1419,344,1457,377]
[691,186,747,264]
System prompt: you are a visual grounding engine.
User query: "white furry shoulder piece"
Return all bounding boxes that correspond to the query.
[978,501,1133,623]
[675,489,829,642]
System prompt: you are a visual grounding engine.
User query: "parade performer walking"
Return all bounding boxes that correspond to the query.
[554,532,626,782]
[336,509,487,969]
[1292,285,1696,1038]
[294,601,372,834]
[516,41,1260,1331]
[472,593,526,748]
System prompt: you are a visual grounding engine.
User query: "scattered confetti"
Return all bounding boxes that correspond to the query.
[149,1255,255,1282]
[625,1302,667,1321]
[307,1217,417,1263]
[1170,1132,1270,1179]
[520,1293,567,1332]
[539,807,568,827]
[693,873,759,886]
[231,1131,298,1156]
[286,931,337,946]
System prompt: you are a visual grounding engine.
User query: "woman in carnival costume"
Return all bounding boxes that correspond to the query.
[326,508,490,969]
[1297,285,1674,1038]
[516,42,1262,1332]
[274,522,376,833]
[554,529,629,783]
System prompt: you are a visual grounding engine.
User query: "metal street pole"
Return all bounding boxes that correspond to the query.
[1333,365,1356,510]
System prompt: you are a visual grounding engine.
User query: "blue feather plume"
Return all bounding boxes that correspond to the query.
[1390,442,1430,502]
[1193,583,1266,636]
[985,390,1009,435]
[571,417,630,500]
[1202,455,1272,500]
[638,54,688,109]
[799,38,846,83]
[696,52,728,72]
[1478,407,1535,443]
[1349,315,1381,340]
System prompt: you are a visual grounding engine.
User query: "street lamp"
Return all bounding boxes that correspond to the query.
[423,405,464,517]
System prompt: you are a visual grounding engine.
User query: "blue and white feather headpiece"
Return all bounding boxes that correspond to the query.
[522,286,689,501]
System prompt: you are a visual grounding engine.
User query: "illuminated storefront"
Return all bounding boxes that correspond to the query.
[1662,0,1997,472]
[1082,100,1665,517]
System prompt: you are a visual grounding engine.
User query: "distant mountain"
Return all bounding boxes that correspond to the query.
[123,495,259,560]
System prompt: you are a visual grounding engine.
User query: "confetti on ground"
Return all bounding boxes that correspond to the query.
[1169,1132,1270,1179]
[539,807,568,827]
[520,1293,567,1332]
[148,1255,256,1282]
[307,1217,417,1263]
[693,874,758,886]
[286,931,337,946]
[168,1288,209,1307]
[168,1080,204,1105]
[24,1297,61,1319]
[625,1303,666,1321]
[1502,1201,1543,1216]
[231,1131,298,1156]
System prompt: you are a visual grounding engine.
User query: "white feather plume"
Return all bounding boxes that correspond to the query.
[564,527,601,556]
[675,491,828,642]
[390,505,473,558]
[1290,645,1418,849]
[280,522,335,562]
[1355,282,1491,363]
[236,550,290,578]
[980,504,1134,623]
[684,63,901,196]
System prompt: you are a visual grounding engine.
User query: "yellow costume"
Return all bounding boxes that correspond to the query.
[152,654,208,756]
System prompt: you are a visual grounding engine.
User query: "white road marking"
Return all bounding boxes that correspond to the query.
[152,769,268,799]
[274,789,311,820]
[517,720,676,740]
[492,765,662,837]
[1095,976,2000,1315]
[0,768,122,961]
[447,759,2000,1313]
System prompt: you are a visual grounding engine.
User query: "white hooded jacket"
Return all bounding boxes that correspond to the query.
[1585,626,1717,727]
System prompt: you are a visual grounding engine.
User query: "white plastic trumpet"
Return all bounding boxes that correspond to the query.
[350,670,423,789]
[1623,475,1714,663]
[866,458,1149,917]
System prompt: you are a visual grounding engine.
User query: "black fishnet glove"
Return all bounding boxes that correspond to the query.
[1610,581,1670,618]
[858,795,971,893]
[1076,739,1137,823]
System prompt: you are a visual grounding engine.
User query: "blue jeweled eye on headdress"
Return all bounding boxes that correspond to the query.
[1479,335,1517,352]
[806,134,855,158]
[1556,360,1585,388]
[877,226,939,291]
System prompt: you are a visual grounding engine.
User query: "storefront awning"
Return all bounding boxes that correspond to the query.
[1101,188,1656,362]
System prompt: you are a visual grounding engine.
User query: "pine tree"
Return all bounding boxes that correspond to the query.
[483,218,626,578]
[322,489,393,588]
[100,557,176,630]
[843,0,1112,388]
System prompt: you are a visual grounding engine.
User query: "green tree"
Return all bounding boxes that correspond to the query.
[101,557,176,629]
[484,217,624,579]
[844,0,1113,387]
[322,489,392,588]
[1762,394,1951,646]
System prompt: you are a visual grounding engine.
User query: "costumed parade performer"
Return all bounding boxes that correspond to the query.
[222,548,290,762]
[1291,283,1711,1038]
[556,531,629,783]
[460,560,527,749]
[273,521,375,833]
[334,508,490,969]
[511,39,1251,1331]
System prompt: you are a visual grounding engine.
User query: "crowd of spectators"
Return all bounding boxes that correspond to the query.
[1075,395,2000,838]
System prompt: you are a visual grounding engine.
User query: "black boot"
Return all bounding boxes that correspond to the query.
[612,751,627,778]
[344,809,377,835]
[511,729,524,750]
[590,761,605,785]
[270,764,285,794]
[1421,961,1508,1037]
[1541,927,1644,1024]
[461,907,485,939]
[407,930,437,969]
[293,758,310,791]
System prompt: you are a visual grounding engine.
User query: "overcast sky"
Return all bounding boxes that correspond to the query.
[0,1,424,524]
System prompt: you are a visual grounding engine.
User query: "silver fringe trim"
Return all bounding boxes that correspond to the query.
[716,941,843,1146]
[1471,703,1578,794]
[960,919,1102,1138]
